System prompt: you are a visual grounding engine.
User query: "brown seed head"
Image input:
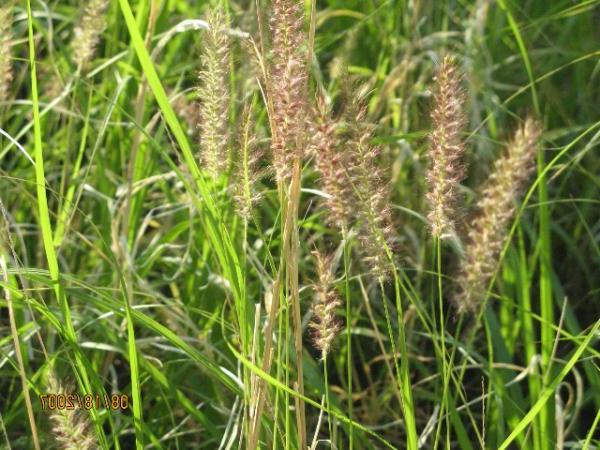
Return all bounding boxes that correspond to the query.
[426,55,468,239]
[269,0,308,182]
[347,96,396,280]
[456,117,542,313]
[309,250,342,359]
[311,95,355,229]
[233,104,265,220]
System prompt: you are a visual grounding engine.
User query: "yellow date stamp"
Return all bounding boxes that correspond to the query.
[40,393,129,410]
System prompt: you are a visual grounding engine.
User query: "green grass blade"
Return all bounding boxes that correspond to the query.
[497,319,600,450]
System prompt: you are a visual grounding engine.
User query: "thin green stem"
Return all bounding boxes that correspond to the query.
[342,226,353,449]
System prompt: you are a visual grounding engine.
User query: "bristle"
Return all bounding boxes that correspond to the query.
[309,250,342,359]
[198,6,231,179]
[311,96,354,229]
[269,0,308,182]
[0,3,13,100]
[426,55,467,239]
[233,104,264,220]
[456,117,542,313]
[71,0,109,70]
[46,375,98,450]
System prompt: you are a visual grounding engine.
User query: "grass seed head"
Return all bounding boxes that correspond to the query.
[233,104,264,220]
[0,3,13,100]
[269,0,308,182]
[426,55,467,239]
[346,94,396,281]
[46,374,99,450]
[311,95,355,229]
[309,250,342,359]
[198,6,231,179]
[71,0,109,71]
[456,117,542,313]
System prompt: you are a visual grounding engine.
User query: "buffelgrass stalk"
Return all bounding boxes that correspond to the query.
[426,55,467,443]
[269,0,308,182]
[311,95,356,444]
[46,375,98,450]
[198,6,230,179]
[264,1,310,447]
[0,2,13,101]
[314,88,417,446]
[456,117,542,313]
[71,0,109,71]
[426,55,467,239]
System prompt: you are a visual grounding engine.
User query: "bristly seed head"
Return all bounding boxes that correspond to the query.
[309,250,342,359]
[198,6,231,179]
[268,0,308,182]
[47,374,99,450]
[311,95,355,229]
[455,117,542,313]
[0,3,14,100]
[426,55,468,239]
[233,103,265,221]
[71,0,109,71]
[311,88,397,280]
[346,93,396,281]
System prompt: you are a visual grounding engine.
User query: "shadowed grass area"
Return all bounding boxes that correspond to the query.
[0,0,599,449]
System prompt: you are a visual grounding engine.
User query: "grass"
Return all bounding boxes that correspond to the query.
[1,0,600,449]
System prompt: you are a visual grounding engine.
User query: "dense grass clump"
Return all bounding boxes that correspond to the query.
[1,0,600,449]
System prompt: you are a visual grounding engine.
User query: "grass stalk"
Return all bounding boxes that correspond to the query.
[26,3,109,446]
[0,219,40,450]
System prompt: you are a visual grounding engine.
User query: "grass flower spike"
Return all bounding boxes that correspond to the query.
[312,96,354,229]
[233,104,264,220]
[0,3,13,100]
[71,0,108,70]
[198,6,230,179]
[427,55,467,239]
[456,117,542,313]
[348,98,396,280]
[309,250,342,359]
[269,0,308,182]
[47,375,98,450]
